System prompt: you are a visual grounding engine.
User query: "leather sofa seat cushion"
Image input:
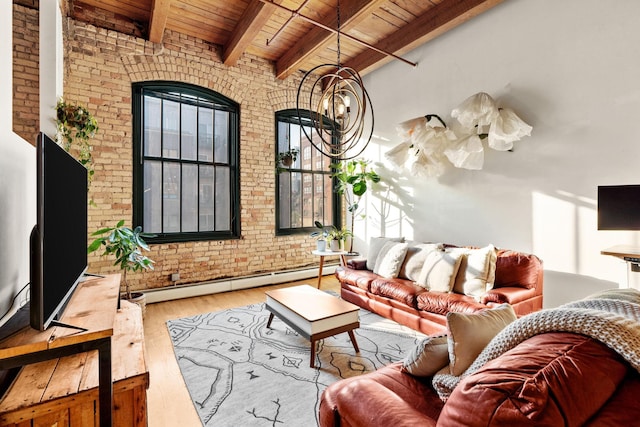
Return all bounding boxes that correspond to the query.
[494,249,542,289]
[438,332,630,427]
[370,278,425,308]
[416,292,486,316]
[335,267,379,292]
[319,362,444,427]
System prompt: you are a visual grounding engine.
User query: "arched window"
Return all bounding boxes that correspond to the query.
[132,81,240,243]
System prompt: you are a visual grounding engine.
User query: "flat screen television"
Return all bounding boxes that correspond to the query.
[597,185,640,230]
[30,132,88,331]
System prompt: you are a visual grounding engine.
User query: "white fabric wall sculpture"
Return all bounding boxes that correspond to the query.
[385,92,532,177]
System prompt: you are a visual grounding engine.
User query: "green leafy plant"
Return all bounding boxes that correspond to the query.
[330,159,381,253]
[87,220,155,300]
[55,98,98,188]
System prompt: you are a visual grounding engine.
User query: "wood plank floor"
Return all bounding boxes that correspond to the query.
[143,275,341,427]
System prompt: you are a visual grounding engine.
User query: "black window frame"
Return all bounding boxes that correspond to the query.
[275,109,341,236]
[132,81,240,244]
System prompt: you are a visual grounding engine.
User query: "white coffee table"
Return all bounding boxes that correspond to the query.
[265,284,360,367]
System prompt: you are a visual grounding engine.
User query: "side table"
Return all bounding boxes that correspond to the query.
[311,250,358,288]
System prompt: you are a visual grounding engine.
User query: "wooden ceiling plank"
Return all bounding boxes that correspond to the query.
[149,0,173,43]
[274,0,387,80]
[223,0,277,66]
[346,0,506,76]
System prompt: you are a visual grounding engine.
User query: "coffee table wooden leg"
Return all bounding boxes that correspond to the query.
[317,256,325,288]
[266,312,274,328]
[310,339,316,367]
[347,330,359,353]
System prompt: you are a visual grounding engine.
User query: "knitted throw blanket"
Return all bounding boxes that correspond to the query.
[432,289,640,400]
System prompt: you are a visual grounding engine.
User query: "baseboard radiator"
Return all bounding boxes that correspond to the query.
[144,264,339,304]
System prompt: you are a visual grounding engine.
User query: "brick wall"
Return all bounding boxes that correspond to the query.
[13,2,39,145]
[61,17,322,292]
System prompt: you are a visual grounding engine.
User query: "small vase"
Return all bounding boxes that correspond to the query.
[330,240,340,252]
[317,240,326,251]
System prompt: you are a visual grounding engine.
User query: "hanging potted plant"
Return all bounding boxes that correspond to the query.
[87,220,155,315]
[55,98,99,191]
[276,148,299,172]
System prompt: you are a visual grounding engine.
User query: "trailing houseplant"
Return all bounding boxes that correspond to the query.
[87,220,155,302]
[330,159,381,253]
[276,148,299,172]
[55,98,98,187]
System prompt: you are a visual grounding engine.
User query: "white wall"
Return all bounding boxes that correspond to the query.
[356,0,640,307]
[0,1,36,323]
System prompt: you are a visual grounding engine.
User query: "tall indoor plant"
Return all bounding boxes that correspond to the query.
[87,220,155,305]
[330,159,380,253]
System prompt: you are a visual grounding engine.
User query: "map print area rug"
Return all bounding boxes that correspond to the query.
[167,300,426,426]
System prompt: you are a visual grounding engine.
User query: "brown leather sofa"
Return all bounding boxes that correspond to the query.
[336,247,544,335]
[319,331,640,426]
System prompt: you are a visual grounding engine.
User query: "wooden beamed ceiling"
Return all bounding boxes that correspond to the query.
[67,0,506,80]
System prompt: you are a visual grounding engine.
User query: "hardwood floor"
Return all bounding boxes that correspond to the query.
[143,275,342,427]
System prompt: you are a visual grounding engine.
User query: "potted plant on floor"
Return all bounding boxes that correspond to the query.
[330,159,380,253]
[88,220,155,314]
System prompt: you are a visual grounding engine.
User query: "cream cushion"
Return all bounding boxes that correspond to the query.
[446,303,517,376]
[415,249,463,292]
[373,241,409,278]
[449,244,497,299]
[402,334,449,377]
[398,243,443,281]
[366,237,404,270]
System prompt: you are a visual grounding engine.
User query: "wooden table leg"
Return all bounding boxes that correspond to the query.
[317,256,325,288]
[310,339,316,368]
[347,330,360,353]
[266,313,274,328]
[339,254,347,266]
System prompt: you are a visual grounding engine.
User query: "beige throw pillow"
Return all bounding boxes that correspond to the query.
[415,249,463,292]
[447,303,517,376]
[366,237,404,270]
[450,244,498,299]
[373,242,409,278]
[402,334,449,377]
[398,243,443,281]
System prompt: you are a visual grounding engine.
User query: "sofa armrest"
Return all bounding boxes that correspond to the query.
[481,286,537,306]
[320,378,437,427]
[347,259,368,270]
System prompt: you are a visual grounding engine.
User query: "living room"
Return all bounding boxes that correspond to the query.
[2,0,640,426]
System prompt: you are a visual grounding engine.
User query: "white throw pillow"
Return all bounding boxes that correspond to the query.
[398,243,443,281]
[373,242,409,278]
[449,244,497,299]
[416,249,464,292]
[366,237,404,270]
[447,303,517,376]
[402,334,449,377]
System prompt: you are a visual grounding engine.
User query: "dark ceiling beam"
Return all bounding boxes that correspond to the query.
[148,0,172,43]
[223,0,277,66]
[344,0,505,77]
[274,0,387,80]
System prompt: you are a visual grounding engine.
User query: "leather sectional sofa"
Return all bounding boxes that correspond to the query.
[319,331,640,426]
[336,245,544,335]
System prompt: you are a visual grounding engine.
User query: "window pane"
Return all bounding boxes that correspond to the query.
[311,127,327,171]
[143,160,162,233]
[279,173,291,228]
[199,165,214,232]
[215,166,230,231]
[278,121,289,153]
[144,96,161,157]
[302,173,313,227]
[291,172,302,228]
[290,123,301,169]
[163,100,180,159]
[198,108,214,162]
[314,174,325,223]
[163,162,181,232]
[215,110,229,163]
[181,104,197,161]
[323,173,333,226]
[182,164,198,232]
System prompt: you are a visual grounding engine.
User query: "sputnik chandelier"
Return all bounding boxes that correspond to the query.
[260,0,416,160]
